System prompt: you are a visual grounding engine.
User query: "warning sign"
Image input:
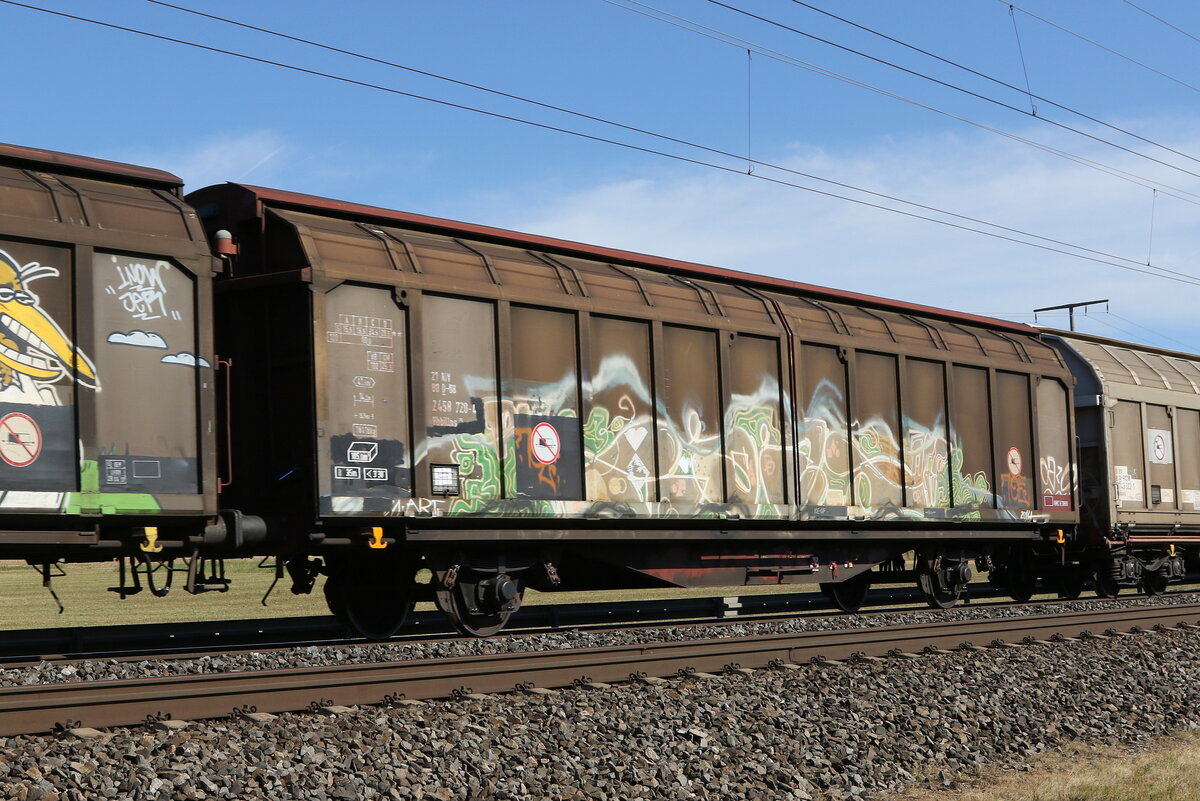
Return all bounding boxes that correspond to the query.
[1148,428,1173,465]
[0,413,41,467]
[1006,447,1022,476]
[531,421,561,465]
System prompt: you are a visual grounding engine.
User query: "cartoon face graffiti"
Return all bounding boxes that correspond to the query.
[0,249,97,391]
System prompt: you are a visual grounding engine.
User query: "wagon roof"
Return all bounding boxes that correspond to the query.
[0,142,181,188]
[1046,328,1200,398]
[233,182,1038,336]
[1042,328,1198,363]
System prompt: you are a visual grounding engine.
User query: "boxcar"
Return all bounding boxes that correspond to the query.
[1048,331,1197,594]
[0,144,223,579]
[189,182,1079,635]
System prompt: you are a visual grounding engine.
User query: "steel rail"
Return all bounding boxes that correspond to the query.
[3,603,1198,737]
[0,584,1017,665]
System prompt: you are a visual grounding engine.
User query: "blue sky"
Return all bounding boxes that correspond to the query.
[6,0,1200,348]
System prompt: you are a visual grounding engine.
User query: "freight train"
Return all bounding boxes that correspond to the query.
[0,142,1192,638]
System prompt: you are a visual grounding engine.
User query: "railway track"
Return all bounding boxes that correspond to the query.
[5,579,1197,665]
[0,584,1021,664]
[4,603,1198,737]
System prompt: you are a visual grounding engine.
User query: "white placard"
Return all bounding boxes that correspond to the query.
[1115,466,1144,503]
[1182,489,1200,509]
[1147,428,1174,465]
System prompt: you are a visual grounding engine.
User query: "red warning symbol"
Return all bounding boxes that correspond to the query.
[531,421,561,465]
[0,412,42,467]
[1006,446,1023,476]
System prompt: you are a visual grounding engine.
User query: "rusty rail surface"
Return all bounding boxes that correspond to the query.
[2,604,1198,737]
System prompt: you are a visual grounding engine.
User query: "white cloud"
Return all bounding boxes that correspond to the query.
[475,122,1200,351]
[161,352,211,369]
[107,330,167,349]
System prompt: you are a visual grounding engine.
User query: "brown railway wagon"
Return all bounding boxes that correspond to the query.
[0,143,222,564]
[189,182,1079,635]
[1048,330,1199,595]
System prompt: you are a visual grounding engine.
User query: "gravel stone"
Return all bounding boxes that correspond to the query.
[1,627,1200,798]
[4,590,1200,687]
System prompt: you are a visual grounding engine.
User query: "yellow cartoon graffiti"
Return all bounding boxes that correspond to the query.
[0,250,97,392]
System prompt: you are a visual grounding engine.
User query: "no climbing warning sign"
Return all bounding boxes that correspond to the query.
[514,414,582,500]
[531,421,561,465]
[1147,428,1173,465]
[0,412,41,467]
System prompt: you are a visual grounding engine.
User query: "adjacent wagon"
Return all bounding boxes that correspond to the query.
[1049,331,1199,594]
[0,144,221,578]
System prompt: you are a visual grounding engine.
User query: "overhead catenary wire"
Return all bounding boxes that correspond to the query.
[608,0,1200,208]
[62,0,1200,279]
[1003,0,1200,95]
[1018,306,1148,344]
[1104,311,1196,352]
[1045,308,1196,354]
[141,0,1200,228]
[144,0,1200,249]
[746,48,753,171]
[1007,4,1037,115]
[1086,312,1169,345]
[784,0,1200,168]
[1121,0,1200,47]
[704,0,1200,181]
[974,308,1196,352]
[1147,189,1158,265]
[170,0,1200,211]
[6,0,1200,288]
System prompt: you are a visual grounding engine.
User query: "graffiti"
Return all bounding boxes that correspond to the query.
[61,459,162,516]
[948,448,991,518]
[583,402,653,502]
[904,427,951,508]
[724,379,784,510]
[1040,454,1073,509]
[107,330,167,349]
[854,420,904,508]
[160,352,211,369]
[104,258,180,322]
[999,473,1032,510]
[0,250,96,394]
[513,414,581,500]
[502,371,581,503]
[797,379,851,507]
[0,248,98,502]
[323,332,1061,525]
[445,427,504,515]
[389,496,445,517]
[796,378,1007,520]
[659,404,722,503]
[584,354,655,503]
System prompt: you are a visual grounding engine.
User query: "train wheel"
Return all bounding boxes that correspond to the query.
[1006,576,1036,603]
[322,575,346,620]
[1058,571,1085,600]
[324,555,417,641]
[1142,569,1169,596]
[820,573,870,613]
[921,580,962,609]
[995,550,1036,603]
[435,571,524,637]
[1093,565,1120,598]
[918,558,969,610]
